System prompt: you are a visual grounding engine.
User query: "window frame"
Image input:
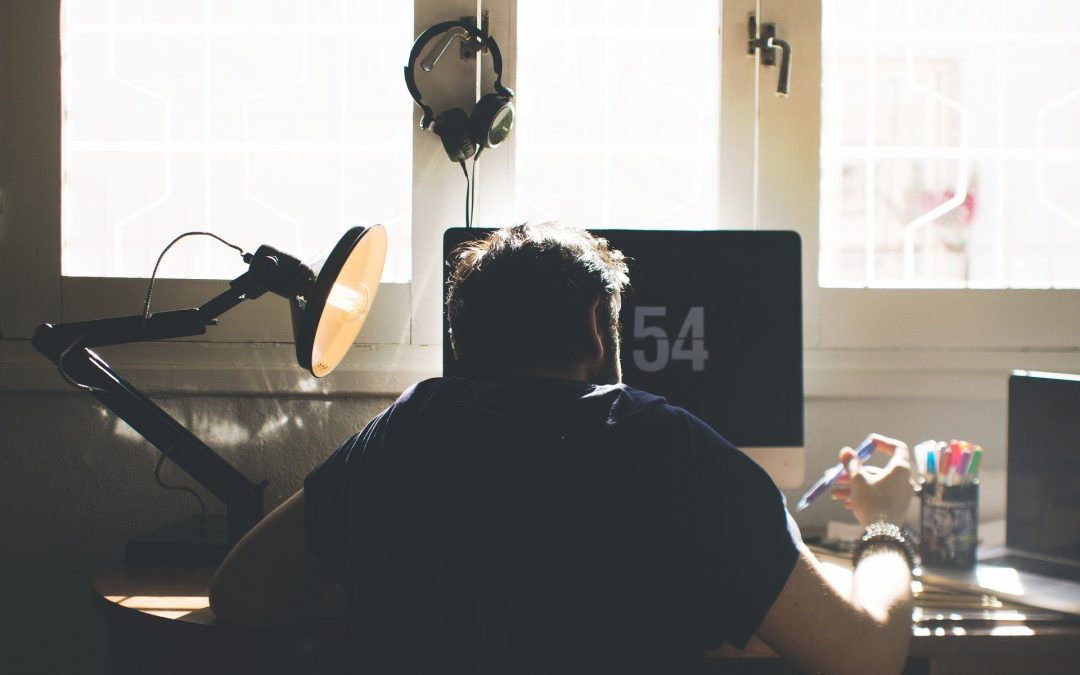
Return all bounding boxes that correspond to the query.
[726,0,1080,358]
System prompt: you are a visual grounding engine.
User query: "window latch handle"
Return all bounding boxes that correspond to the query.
[748,16,793,96]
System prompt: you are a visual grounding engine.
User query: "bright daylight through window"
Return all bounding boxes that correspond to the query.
[61,1,412,281]
[515,0,719,231]
[821,0,1080,288]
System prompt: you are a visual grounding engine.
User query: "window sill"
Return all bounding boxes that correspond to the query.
[5,338,1079,400]
[0,339,441,397]
[805,347,1080,401]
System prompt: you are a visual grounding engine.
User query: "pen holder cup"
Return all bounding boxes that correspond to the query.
[919,480,979,568]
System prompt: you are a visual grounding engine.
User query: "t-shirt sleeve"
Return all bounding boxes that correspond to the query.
[686,412,801,649]
[303,412,386,584]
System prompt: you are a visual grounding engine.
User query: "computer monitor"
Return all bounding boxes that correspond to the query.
[442,228,805,488]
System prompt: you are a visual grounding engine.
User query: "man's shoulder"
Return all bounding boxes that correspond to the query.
[597,383,709,429]
[588,385,734,455]
[383,377,477,416]
[589,382,667,408]
[394,377,447,405]
[384,378,727,448]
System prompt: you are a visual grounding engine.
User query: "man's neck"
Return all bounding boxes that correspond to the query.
[510,362,592,383]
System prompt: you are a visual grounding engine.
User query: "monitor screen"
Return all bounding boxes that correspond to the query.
[1007,371,1080,560]
[443,228,804,455]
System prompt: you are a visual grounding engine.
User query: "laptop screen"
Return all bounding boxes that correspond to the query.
[1007,371,1080,560]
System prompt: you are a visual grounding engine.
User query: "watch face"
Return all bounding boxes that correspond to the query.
[487,104,514,147]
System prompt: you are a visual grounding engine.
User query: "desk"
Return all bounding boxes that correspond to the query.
[95,563,1080,675]
[94,564,347,675]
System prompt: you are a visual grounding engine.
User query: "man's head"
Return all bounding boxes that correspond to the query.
[446,223,630,383]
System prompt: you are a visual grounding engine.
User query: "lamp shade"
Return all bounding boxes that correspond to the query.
[293,225,387,377]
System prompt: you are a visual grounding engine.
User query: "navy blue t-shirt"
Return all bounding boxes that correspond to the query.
[305,377,798,673]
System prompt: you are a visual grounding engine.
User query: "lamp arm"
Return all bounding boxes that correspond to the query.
[33,310,208,352]
[28,245,326,553]
[31,327,266,545]
[33,269,273,355]
[30,269,279,549]
[197,268,273,321]
[91,347,263,542]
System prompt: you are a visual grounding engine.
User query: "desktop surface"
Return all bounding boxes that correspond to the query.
[94,556,1080,675]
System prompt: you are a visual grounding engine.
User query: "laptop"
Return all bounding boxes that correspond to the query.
[918,371,1080,616]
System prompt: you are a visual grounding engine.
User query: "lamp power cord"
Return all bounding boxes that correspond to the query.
[140,231,248,530]
[58,231,251,393]
[155,447,208,532]
[58,333,109,393]
[59,230,249,527]
[142,231,250,321]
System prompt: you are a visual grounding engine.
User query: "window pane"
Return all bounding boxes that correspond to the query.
[62,0,412,281]
[821,0,1080,288]
[515,0,719,230]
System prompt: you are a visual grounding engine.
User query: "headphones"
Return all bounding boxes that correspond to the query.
[404,20,515,164]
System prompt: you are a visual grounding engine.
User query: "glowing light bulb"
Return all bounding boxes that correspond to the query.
[326,281,371,322]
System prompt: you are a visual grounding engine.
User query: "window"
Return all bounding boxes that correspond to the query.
[820,0,1080,289]
[741,0,1079,354]
[515,0,719,230]
[61,0,413,281]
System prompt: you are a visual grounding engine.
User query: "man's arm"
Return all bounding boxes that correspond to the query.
[209,489,345,627]
[756,542,913,675]
[755,435,915,675]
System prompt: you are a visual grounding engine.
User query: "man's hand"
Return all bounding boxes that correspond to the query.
[831,433,913,528]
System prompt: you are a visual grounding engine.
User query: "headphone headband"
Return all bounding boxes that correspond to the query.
[403,20,513,130]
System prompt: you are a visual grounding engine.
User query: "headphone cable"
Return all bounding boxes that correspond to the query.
[470,149,482,228]
[461,148,484,229]
[460,159,471,228]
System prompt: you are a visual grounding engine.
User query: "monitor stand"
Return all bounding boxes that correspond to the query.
[744,446,805,490]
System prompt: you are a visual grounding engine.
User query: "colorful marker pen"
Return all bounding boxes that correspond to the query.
[913,440,937,476]
[957,447,972,477]
[967,445,984,478]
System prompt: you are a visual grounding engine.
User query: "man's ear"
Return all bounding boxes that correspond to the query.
[584,296,604,363]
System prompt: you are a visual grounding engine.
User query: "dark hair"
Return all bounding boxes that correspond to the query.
[446,223,630,378]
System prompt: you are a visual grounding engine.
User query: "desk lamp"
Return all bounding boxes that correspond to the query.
[32,225,387,564]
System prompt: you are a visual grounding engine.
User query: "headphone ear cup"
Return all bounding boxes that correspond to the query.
[433,108,477,163]
[470,94,515,149]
